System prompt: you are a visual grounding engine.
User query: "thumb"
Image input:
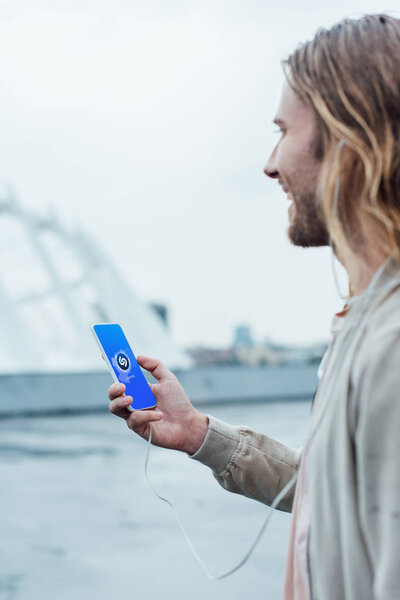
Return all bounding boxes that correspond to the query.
[136,355,173,382]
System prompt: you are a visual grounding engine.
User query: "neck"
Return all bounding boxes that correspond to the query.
[335,242,388,297]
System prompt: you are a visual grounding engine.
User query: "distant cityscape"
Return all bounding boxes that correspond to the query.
[149,303,328,368]
[185,324,328,367]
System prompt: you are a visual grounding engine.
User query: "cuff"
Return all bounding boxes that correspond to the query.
[187,413,241,475]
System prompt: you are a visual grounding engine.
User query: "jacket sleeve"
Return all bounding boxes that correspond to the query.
[354,331,400,600]
[187,414,302,512]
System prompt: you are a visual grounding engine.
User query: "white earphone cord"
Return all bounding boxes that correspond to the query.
[145,423,298,580]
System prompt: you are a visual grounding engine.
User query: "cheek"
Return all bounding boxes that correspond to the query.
[276,139,297,182]
[276,135,319,190]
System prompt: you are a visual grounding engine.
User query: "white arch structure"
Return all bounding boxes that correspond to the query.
[0,189,192,374]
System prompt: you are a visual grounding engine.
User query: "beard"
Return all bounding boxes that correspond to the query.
[288,191,330,247]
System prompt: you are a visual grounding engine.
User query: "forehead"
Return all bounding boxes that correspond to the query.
[274,78,314,126]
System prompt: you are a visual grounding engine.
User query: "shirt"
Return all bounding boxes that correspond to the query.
[284,303,350,600]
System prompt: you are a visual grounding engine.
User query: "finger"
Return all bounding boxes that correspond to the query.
[126,408,163,430]
[108,382,126,401]
[136,355,173,382]
[109,394,133,419]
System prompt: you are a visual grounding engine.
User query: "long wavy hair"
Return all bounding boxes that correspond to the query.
[282,13,400,276]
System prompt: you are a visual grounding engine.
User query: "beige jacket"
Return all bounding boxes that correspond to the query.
[189,255,400,599]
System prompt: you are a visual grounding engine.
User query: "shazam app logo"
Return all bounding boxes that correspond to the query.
[111,350,136,383]
[116,352,130,371]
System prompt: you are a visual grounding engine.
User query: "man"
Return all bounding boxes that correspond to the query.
[108,14,400,599]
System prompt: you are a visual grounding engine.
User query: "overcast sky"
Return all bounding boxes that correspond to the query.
[0,0,398,349]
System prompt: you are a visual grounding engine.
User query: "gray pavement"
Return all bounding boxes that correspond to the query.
[0,400,311,600]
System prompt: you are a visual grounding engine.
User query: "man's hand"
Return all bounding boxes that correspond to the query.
[108,355,209,455]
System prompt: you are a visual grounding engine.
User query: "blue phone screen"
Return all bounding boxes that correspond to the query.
[93,323,157,410]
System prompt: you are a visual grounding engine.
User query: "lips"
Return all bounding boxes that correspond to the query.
[281,183,295,218]
[279,182,293,198]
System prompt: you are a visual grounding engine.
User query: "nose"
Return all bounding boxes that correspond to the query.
[264,145,279,180]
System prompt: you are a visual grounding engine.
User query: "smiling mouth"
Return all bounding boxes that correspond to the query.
[286,192,295,211]
[280,183,294,199]
[285,189,295,210]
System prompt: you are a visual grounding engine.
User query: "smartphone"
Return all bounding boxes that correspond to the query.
[92,323,157,411]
